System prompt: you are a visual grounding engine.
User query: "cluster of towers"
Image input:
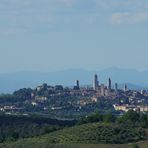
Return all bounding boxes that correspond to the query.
[93,74,128,93]
[73,74,128,94]
[93,74,119,96]
[93,74,113,91]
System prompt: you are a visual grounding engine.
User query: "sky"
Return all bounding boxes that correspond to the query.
[0,0,148,73]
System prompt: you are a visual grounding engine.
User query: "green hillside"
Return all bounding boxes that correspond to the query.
[0,122,148,148]
[1,143,147,148]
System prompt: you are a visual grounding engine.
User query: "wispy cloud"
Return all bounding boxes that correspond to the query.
[0,0,148,35]
[62,0,76,6]
[110,12,148,24]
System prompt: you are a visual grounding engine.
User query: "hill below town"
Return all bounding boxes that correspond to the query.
[1,111,148,148]
[1,121,148,148]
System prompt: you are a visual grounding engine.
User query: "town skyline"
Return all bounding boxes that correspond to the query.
[1,67,148,93]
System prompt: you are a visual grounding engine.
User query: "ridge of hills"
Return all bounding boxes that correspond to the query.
[1,68,148,93]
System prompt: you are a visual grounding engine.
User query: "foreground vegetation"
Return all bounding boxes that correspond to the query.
[0,110,148,147]
[17,122,147,144]
[0,133,148,148]
[0,114,75,142]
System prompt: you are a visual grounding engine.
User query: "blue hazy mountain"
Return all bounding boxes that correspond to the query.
[0,68,148,93]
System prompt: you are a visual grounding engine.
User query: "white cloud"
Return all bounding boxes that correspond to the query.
[62,0,76,6]
[95,0,148,11]
[110,12,148,24]
[0,0,148,34]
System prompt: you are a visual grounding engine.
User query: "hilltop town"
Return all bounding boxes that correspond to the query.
[0,74,148,118]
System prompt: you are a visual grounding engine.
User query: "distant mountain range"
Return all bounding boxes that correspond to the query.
[1,67,148,93]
